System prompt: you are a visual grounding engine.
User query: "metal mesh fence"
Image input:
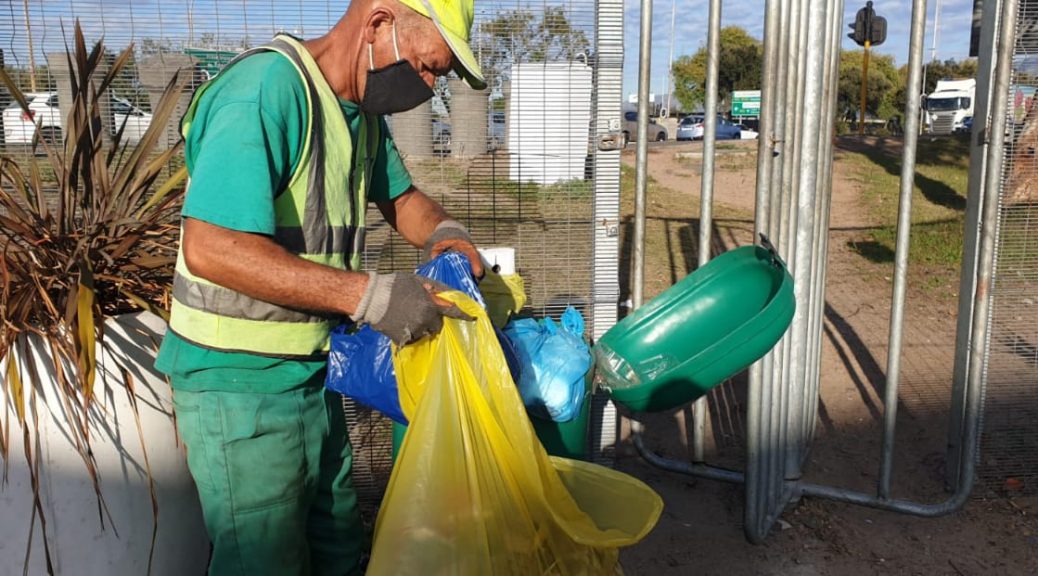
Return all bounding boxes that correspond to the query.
[983,0,1038,496]
[2,0,617,512]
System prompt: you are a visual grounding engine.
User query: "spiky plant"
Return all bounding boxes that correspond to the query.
[0,22,188,572]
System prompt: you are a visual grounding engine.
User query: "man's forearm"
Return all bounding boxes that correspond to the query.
[377,186,450,248]
[181,217,369,317]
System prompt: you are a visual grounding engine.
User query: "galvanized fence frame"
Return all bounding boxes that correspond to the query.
[627,0,1015,542]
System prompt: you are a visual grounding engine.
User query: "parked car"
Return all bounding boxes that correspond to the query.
[489,111,505,149]
[676,115,704,141]
[3,92,62,144]
[111,97,153,144]
[432,117,451,154]
[3,93,153,146]
[736,124,760,140]
[678,115,744,141]
[623,111,667,143]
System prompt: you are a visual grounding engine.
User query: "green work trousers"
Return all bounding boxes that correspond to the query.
[173,385,364,576]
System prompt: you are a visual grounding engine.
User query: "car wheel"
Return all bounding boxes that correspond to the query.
[656,132,666,142]
[622,131,630,147]
[39,127,62,145]
[734,132,741,140]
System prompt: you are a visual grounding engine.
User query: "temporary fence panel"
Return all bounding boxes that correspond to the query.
[947,0,1038,497]
[626,0,1020,544]
[2,0,623,512]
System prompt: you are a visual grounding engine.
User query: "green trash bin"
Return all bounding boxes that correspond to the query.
[595,240,795,413]
[528,370,593,460]
[391,370,594,462]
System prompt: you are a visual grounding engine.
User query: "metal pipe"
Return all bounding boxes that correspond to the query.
[746,0,782,526]
[804,0,846,452]
[22,0,38,92]
[878,0,929,500]
[754,0,781,235]
[946,0,1001,491]
[768,0,794,244]
[783,0,828,482]
[768,0,794,493]
[692,0,723,465]
[631,421,745,484]
[663,0,677,117]
[631,0,653,310]
[801,0,843,459]
[784,0,815,479]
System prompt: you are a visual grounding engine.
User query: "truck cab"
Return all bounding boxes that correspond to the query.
[924,79,976,135]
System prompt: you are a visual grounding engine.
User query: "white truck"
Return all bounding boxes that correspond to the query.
[924,79,976,135]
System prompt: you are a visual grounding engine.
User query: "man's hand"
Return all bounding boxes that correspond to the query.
[350,272,475,346]
[421,220,484,278]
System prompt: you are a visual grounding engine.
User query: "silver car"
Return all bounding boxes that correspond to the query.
[676,115,704,141]
[623,111,667,144]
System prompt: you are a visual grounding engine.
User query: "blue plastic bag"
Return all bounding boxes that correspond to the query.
[503,307,591,423]
[326,252,502,424]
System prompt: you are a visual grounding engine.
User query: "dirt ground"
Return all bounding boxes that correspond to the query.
[613,138,1038,575]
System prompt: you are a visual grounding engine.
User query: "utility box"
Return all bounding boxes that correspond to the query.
[508,62,593,185]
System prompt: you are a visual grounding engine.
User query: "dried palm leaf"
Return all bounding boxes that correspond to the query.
[0,20,188,572]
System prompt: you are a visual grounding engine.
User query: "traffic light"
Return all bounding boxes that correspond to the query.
[847,1,887,47]
[848,13,867,46]
[870,13,887,46]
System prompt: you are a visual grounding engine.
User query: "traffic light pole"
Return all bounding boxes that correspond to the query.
[859,40,870,136]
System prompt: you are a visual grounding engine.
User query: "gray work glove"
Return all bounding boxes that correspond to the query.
[350,272,474,346]
[421,220,484,279]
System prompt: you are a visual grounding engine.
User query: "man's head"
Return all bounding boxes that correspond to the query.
[341,0,484,113]
[394,0,485,90]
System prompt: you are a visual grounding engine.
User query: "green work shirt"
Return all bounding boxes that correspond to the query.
[155,52,413,393]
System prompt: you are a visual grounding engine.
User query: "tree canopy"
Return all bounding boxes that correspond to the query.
[671,26,762,113]
[475,7,590,90]
[837,50,901,120]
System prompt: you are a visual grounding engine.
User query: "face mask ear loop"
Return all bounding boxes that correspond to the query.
[368,43,375,71]
[391,22,401,61]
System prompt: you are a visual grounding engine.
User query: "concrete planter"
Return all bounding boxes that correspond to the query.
[0,312,208,575]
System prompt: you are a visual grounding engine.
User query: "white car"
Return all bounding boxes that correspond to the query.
[3,92,62,144]
[111,97,153,144]
[737,124,760,140]
[3,93,152,146]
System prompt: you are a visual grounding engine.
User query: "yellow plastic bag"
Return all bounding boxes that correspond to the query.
[480,270,527,328]
[369,292,662,576]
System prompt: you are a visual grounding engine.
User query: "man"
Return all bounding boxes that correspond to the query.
[154,0,485,573]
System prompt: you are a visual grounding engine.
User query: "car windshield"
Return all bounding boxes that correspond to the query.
[927,97,970,112]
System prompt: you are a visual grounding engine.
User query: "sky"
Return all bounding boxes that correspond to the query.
[622,0,978,99]
[7,0,979,99]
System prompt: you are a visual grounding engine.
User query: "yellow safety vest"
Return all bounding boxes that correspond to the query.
[169,35,379,358]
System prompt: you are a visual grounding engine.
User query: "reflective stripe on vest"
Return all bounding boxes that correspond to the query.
[169,34,380,358]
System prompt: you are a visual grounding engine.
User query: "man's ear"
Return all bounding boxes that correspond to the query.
[363,7,396,44]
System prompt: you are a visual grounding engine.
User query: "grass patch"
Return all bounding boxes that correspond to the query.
[844,137,969,270]
[619,164,755,300]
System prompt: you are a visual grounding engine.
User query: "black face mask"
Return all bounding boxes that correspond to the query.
[361,24,434,115]
[362,60,434,115]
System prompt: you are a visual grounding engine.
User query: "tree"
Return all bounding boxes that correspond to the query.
[921,58,978,95]
[671,27,762,113]
[837,49,901,121]
[475,7,590,90]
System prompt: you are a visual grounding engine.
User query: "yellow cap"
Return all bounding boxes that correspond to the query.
[397,0,486,90]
